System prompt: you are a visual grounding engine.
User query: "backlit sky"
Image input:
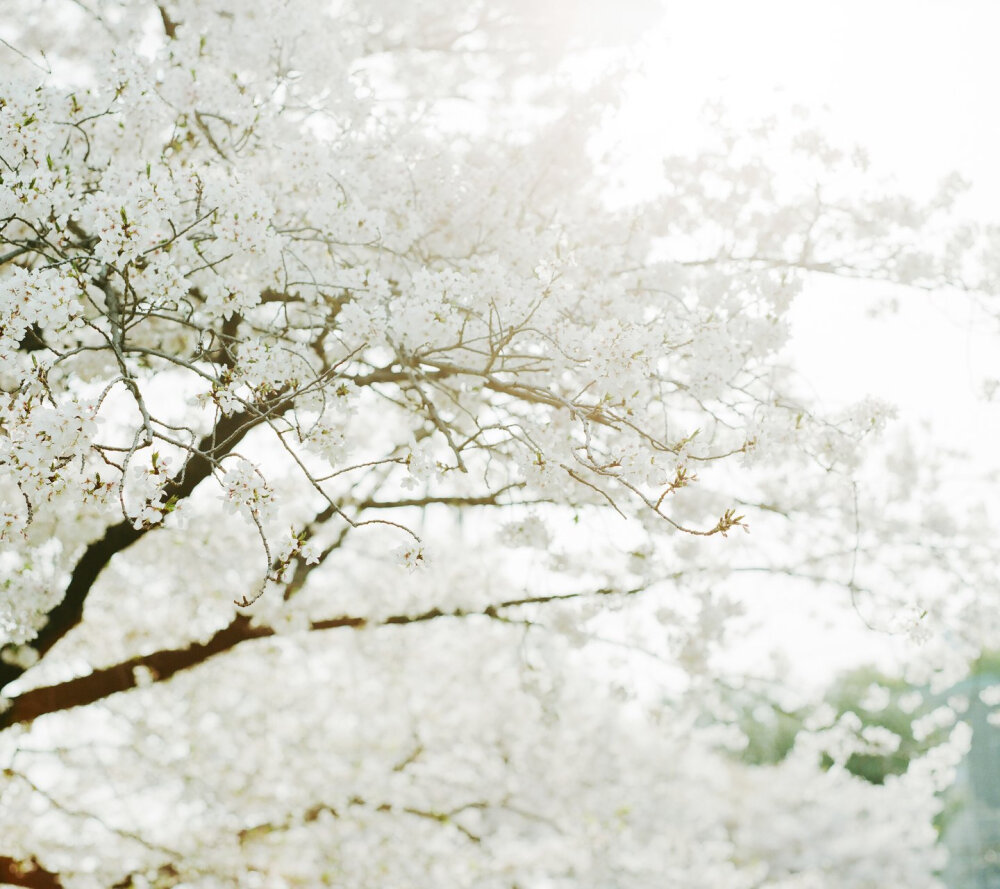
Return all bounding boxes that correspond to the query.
[612,0,1000,684]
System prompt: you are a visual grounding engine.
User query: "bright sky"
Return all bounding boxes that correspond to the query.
[603,1,1000,438]
[626,0,1000,200]
[612,0,1000,686]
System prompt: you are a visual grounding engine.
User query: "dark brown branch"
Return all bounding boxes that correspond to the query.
[16,323,49,353]
[0,521,143,694]
[0,856,64,889]
[1,587,646,729]
[2,615,268,727]
[0,398,291,695]
[157,4,179,38]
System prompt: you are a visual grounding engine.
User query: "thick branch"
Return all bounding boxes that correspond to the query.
[0,857,64,889]
[0,400,290,694]
[1,587,645,729]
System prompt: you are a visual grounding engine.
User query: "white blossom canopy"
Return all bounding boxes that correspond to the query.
[0,1,996,886]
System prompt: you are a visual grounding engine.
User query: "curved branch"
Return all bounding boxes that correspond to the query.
[1,586,647,729]
[0,397,292,694]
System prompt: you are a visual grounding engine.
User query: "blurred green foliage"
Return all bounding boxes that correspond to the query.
[722,664,953,785]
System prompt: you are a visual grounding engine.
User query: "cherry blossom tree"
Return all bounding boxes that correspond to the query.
[0,1,995,886]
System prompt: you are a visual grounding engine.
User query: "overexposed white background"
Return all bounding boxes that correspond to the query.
[612,0,1000,685]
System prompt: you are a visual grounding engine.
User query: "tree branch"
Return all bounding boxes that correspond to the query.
[357,483,527,510]
[157,4,179,39]
[0,857,64,889]
[0,398,292,694]
[1,586,646,729]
